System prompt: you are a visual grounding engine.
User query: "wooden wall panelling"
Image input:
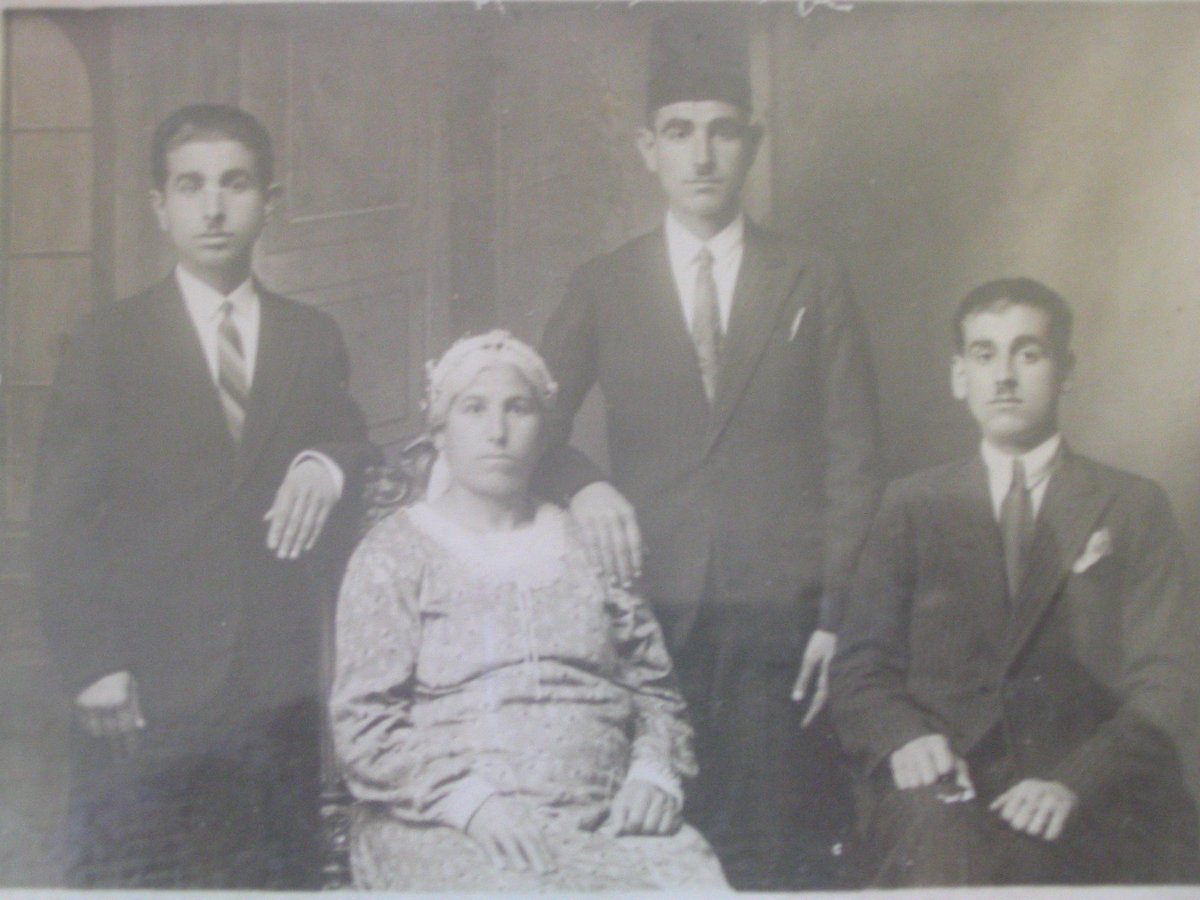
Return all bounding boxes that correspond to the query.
[242,5,452,458]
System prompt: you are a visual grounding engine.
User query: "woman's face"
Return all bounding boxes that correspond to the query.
[436,364,544,503]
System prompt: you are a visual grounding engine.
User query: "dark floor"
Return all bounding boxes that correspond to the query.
[0,524,70,887]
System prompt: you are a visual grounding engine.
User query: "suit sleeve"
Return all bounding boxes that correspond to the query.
[533,263,609,503]
[815,263,884,632]
[304,313,380,489]
[831,482,947,775]
[31,314,131,696]
[1048,482,1199,804]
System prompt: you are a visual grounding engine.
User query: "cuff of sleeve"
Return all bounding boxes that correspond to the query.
[440,775,500,831]
[817,593,840,634]
[625,759,683,805]
[292,450,345,499]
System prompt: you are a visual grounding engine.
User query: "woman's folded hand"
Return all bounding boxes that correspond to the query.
[465,794,556,874]
[604,779,682,837]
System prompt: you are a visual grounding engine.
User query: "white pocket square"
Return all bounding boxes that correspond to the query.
[788,307,807,341]
[1072,527,1113,574]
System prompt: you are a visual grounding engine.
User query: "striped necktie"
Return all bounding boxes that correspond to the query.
[692,245,722,404]
[1000,458,1034,599]
[217,300,249,443]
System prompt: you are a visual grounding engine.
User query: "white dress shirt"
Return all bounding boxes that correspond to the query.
[980,433,1062,521]
[177,265,261,386]
[175,265,343,495]
[664,211,745,333]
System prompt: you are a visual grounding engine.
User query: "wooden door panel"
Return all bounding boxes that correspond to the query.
[241,6,449,456]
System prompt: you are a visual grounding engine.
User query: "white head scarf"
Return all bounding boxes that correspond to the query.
[423,330,558,499]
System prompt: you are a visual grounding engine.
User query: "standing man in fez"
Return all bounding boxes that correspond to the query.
[32,104,378,888]
[537,12,883,889]
[832,278,1200,885]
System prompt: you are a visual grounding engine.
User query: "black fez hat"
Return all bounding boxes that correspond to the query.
[646,7,752,117]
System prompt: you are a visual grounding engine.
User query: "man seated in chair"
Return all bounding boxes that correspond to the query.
[831,277,1200,885]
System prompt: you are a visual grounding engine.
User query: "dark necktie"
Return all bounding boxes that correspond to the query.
[1000,458,1034,599]
[691,246,722,404]
[217,301,249,443]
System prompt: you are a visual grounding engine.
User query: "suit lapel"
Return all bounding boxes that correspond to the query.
[636,230,712,411]
[704,223,798,453]
[1003,451,1111,668]
[145,277,237,457]
[946,457,1011,647]
[234,289,302,484]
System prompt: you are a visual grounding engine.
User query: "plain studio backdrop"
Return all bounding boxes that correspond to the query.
[2,0,1199,886]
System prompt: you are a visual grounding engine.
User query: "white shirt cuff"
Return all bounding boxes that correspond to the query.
[290,450,345,499]
[625,759,683,805]
[440,775,500,831]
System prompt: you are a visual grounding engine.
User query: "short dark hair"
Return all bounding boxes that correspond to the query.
[954,277,1073,360]
[151,104,274,190]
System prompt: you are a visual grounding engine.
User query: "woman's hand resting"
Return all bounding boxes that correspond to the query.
[603,778,682,836]
[465,794,556,874]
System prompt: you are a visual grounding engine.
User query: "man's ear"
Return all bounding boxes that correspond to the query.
[264,182,283,218]
[635,126,659,175]
[950,355,968,401]
[745,122,765,165]
[150,189,169,233]
[1058,351,1076,393]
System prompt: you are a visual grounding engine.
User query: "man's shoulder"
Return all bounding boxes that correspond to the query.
[885,457,979,501]
[569,229,663,282]
[745,220,841,272]
[257,285,342,335]
[1061,451,1171,512]
[72,277,175,339]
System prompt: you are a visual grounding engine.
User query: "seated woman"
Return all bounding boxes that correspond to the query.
[330,331,728,891]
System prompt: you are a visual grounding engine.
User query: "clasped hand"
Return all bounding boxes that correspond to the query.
[465,780,681,875]
[890,734,1077,840]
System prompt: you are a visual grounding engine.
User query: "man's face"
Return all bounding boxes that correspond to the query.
[636,100,760,236]
[952,303,1073,454]
[151,139,277,291]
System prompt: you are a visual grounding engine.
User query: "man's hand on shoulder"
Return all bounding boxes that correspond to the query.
[569,481,642,588]
[792,629,836,727]
[265,457,340,559]
[75,670,145,737]
[890,733,974,801]
[990,778,1078,841]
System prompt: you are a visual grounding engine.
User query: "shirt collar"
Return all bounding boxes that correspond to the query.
[665,210,745,267]
[980,433,1062,493]
[174,265,257,320]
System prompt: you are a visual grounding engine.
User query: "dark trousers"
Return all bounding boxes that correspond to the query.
[865,729,1200,886]
[673,610,854,891]
[64,699,322,889]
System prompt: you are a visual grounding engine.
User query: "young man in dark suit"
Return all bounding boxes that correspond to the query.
[832,277,1199,885]
[537,13,882,889]
[32,104,378,888]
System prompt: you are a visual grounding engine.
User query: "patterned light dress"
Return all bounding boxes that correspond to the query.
[330,501,729,891]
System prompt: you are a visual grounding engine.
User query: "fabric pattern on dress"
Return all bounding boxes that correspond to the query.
[330,502,727,890]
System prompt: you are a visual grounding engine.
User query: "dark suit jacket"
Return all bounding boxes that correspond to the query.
[832,449,1198,814]
[32,276,378,733]
[538,221,882,654]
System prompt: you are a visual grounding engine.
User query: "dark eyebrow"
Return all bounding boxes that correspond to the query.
[1011,335,1049,352]
[659,118,694,133]
[219,168,257,185]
